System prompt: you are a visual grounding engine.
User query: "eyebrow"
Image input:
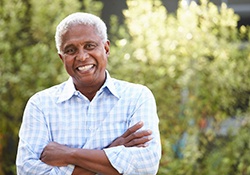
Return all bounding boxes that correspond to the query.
[63,44,75,51]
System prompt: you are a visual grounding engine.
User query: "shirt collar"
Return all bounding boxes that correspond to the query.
[101,71,120,99]
[57,70,120,103]
[56,77,76,103]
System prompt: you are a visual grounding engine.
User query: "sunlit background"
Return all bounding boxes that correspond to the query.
[0,0,249,174]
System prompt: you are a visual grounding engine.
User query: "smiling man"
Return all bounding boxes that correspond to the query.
[59,24,109,100]
[16,12,161,175]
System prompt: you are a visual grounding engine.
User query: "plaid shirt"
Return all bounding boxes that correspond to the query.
[16,71,161,175]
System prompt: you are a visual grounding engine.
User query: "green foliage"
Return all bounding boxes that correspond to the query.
[0,0,102,174]
[108,0,250,174]
[0,0,250,174]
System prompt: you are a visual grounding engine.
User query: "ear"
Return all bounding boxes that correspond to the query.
[104,40,110,56]
[58,53,63,61]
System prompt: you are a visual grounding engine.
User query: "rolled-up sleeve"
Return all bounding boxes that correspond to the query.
[104,144,160,174]
[104,86,161,175]
[16,95,74,175]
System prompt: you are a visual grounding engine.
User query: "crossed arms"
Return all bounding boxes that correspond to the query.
[16,86,161,174]
[40,121,152,175]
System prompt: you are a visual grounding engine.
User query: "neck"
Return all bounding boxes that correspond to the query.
[76,83,102,101]
[73,72,107,101]
[82,90,97,101]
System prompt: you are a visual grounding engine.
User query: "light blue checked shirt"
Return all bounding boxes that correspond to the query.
[16,71,161,175]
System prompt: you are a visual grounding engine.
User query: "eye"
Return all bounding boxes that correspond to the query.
[85,43,97,50]
[64,47,77,55]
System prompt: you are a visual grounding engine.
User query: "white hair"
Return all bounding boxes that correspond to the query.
[55,12,108,53]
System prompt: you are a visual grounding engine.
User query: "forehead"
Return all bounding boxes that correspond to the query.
[61,24,101,45]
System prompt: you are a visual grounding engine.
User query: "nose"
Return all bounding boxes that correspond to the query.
[76,49,89,61]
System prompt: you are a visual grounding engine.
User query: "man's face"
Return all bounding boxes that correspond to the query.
[59,24,110,90]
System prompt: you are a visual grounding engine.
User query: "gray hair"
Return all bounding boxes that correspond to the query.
[55,12,108,53]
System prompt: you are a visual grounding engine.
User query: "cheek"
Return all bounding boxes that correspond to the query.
[63,59,74,71]
[100,53,108,64]
[100,57,108,68]
[63,57,73,65]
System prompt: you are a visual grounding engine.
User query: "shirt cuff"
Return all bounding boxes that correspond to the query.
[104,145,135,174]
[58,164,75,175]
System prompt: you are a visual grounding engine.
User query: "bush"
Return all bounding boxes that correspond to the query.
[108,0,250,174]
[0,0,102,174]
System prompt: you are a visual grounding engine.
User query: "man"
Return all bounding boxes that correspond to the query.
[16,12,161,175]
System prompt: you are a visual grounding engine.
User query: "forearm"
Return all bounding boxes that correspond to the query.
[72,166,95,175]
[69,149,120,175]
[41,142,120,175]
[16,156,74,175]
[104,145,161,175]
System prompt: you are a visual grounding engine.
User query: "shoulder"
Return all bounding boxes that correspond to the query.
[28,81,67,104]
[111,78,154,99]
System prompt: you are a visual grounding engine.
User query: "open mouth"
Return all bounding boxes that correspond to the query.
[77,65,94,72]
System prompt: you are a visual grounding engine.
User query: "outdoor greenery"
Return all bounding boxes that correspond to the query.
[109,0,250,174]
[0,0,102,174]
[0,0,249,174]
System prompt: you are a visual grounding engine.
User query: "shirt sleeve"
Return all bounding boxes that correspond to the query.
[16,94,75,175]
[104,86,161,175]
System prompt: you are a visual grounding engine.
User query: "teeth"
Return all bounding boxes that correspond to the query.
[78,65,93,71]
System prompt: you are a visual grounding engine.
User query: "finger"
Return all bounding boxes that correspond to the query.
[125,135,153,147]
[136,144,146,147]
[121,121,144,138]
[125,129,152,142]
[136,143,150,147]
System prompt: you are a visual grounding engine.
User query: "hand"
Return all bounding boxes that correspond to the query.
[108,121,152,148]
[40,142,71,166]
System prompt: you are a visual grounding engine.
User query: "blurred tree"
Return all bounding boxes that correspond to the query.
[108,0,250,174]
[0,0,102,174]
[1,0,250,174]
